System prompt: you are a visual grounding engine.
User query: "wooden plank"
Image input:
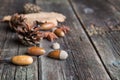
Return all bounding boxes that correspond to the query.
[106,0,120,12]
[0,0,38,80]
[0,23,8,80]
[69,0,120,79]
[0,0,21,79]
[36,0,110,80]
[0,0,34,16]
[14,46,38,80]
[105,0,120,21]
[0,29,18,80]
[11,0,38,79]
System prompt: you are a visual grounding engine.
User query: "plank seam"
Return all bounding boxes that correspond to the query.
[13,46,20,80]
[67,0,112,79]
[33,0,36,4]
[0,31,10,80]
[37,57,40,80]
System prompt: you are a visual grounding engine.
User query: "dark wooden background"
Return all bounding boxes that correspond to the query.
[0,0,120,80]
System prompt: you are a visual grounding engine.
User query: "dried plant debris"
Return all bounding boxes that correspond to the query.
[1,12,70,46]
[0,4,70,62]
[52,25,70,37]
[17,22,44,46]
[88,24,107,36]
[109,23,120,31]
[9,14,26,31]
[43,32,58,41]
[24,3,42,13]
[2,12,66,26]
[88,23,120,36]
[9,13,57,31]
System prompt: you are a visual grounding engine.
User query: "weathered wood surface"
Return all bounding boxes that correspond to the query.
[36,0,110,80]
[0,0,120,80]
[0,0,38,80]
[69,0,120,79]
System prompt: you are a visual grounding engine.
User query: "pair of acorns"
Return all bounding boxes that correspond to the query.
[38,22,69,37]
[27,46,68,60]
[5,43,68,66]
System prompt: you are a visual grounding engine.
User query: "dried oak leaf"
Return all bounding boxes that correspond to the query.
[43,32,58,41]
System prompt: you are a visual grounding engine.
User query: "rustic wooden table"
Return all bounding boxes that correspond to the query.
[0,0,120,80]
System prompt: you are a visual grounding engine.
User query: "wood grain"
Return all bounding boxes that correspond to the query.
[0,0,38,80]
[1,0,120,79]
[69,0,120,79]
[36,0,110,80]
[14,46,38,80]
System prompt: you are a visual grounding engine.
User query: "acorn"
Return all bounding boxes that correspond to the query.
[39,22,56,30]
[47,50,68,60]
[52,28,65,37]
[27,46,46,56]
[11,55,33,66]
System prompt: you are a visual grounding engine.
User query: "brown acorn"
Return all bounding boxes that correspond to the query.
[47,50,68,60]
[27,46,46,56]
[53,28,65,37]
[11,55,33,66]
[37,22,56,30]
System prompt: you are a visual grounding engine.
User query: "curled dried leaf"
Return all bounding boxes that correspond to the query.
[58,25,70,33]
[43,32,58,41]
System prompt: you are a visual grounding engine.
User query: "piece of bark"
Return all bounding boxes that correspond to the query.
[2,12,66,26]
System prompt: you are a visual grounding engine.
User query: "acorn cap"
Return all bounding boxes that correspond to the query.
[52,42,60,49]
[47,50,68,60]
[59,50,68,60]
